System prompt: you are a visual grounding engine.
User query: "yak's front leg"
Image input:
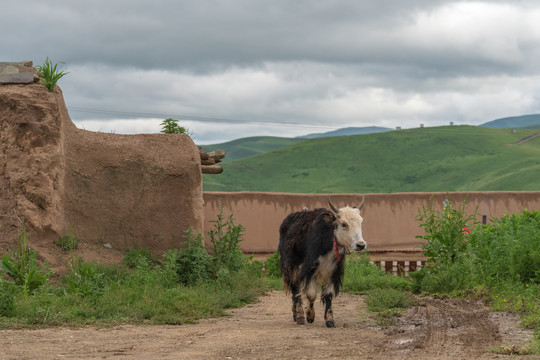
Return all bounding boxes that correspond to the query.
[291,284,305,324]
[322,285,336,328]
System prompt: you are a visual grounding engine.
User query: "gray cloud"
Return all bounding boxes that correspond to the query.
[3,0,540,143]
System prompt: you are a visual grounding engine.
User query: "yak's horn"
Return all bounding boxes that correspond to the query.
[328,198,339,213]
[356,195,365,211]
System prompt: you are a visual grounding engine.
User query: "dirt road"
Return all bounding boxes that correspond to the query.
[0,291,534,359]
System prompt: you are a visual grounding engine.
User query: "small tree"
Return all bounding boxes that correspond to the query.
[160,118,192,135]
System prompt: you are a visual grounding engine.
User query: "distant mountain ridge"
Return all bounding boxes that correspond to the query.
[300,126,392,138]
[481,114,540,129]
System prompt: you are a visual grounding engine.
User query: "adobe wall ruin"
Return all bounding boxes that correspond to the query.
[1,79,203,263]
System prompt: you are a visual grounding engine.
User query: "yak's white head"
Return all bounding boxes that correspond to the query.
[327,197,367,252]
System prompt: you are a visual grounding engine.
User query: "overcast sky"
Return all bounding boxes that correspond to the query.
[3,0,540,144]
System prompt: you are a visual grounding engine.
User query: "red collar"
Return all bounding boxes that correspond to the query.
[333,236,341,262]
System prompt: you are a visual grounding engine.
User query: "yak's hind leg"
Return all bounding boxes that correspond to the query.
[321,284,336,328]
[290,283,305,325]
[305,278,317,323]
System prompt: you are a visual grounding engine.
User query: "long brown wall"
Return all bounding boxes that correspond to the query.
[203,191,540,253]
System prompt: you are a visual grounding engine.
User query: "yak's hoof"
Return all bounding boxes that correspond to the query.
[325,320,336,328]
[307,317,315,323]
[296,317,306,325]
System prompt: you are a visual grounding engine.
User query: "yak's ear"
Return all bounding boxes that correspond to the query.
[321,212,336,223]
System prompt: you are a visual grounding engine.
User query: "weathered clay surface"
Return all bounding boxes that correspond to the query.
[1,83,203,266]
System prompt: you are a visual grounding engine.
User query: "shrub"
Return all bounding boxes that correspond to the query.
[160,118,192,135]
[0,278,17,316]
[468,210,540,285]
[55,226,79,250]
[416,196,479,265]
[167,228,212,286]
[264,252,281,278]
[246,257,264,278]
[159,208,248,287]
[207,205,246,276]
[63,258,107,299]
[123,248,155,268]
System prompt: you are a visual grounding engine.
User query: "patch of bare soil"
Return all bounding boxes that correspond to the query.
[0,291,534,360]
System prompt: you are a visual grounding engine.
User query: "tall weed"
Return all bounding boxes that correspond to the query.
[167,228,212,286]
[63,258,106,299]
[0,221,53,294]
[468,210,540,285]
[416,196,479,265]
[123,248,155,268]
[207,205,246,275]
[0,278,17,316]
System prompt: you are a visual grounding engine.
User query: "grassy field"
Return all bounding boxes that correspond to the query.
[201,136,303,162]
[203,126,540,193]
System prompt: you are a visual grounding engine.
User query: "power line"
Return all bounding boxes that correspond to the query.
[68,107,341,129]
[68,107,533,136]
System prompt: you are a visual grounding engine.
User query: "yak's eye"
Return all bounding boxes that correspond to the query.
[341,223,348,229]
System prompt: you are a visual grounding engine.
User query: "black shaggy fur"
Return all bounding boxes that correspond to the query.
[278,208,345,328]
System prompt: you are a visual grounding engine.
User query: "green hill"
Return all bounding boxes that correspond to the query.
[300,126,392,138]
[481,114,540,129]
[199,136,303,162]
[203,126,540,193]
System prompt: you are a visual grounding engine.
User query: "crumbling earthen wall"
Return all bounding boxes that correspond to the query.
[1,81,203,262]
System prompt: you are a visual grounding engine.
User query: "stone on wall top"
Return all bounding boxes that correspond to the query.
[0,61,39,84]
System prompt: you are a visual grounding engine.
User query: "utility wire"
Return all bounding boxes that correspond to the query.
[69,107,341,129]
[69,107,532,136]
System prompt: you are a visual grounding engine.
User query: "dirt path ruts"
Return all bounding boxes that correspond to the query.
[0,291,535,360]
[509,132,540,145]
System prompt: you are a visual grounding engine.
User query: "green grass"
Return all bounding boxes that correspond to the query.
[0,210,269,328]
[203,126,540,193]
[343,252,411,294]
[54,226,79,251]
[413,199,540,354]
[201,136,304,162]
[0,266,267,328]
[364,288,415,325]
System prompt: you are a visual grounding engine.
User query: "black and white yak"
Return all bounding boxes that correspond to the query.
[278,197,366,328]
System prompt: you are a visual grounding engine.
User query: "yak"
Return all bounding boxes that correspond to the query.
[278,197,366,328]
